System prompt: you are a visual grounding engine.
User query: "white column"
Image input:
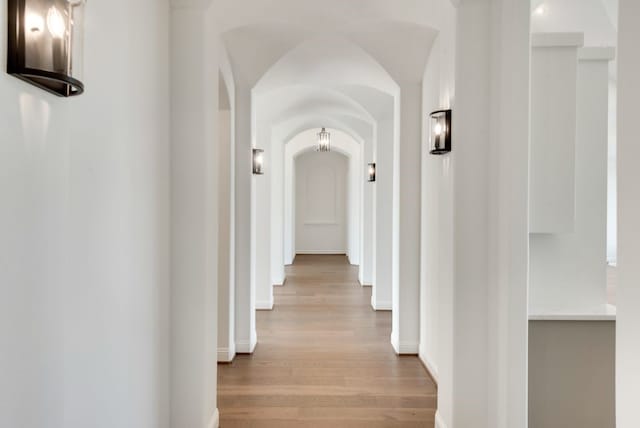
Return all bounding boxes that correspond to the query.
[449,1,530,427]
[391,85,422,354]
[217,105,235,362]
[254,120,273,310]
[270,136,286,286]
[234,85,257,353]
[170,2,219,426]
[373,120,394,311]
[529,33,583,234]
[529,47,614,314]
[617,1,640,425]
[360,137,375,286]
[486,2,530,427]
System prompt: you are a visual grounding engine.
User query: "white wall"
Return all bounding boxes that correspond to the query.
[295,151,348,254]
[0,1,171,427]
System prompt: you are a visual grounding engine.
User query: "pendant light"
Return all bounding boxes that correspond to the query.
[316,127,331,152]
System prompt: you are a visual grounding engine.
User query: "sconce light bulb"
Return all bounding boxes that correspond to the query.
[47,6,66,38]
[256,154,263,165]
[533,4,547,16]
[25,12,44,33]
[434,122,443,136]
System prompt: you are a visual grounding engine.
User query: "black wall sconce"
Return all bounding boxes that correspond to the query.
[367,163,376,182]
[429,109,452,155]
[252,149,264,175]
[7,0,86,97]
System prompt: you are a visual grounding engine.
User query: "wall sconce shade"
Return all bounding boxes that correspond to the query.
[367,163,376,182]
[7,0,86,97]
[429,109,452,155]
[252,149,264,175]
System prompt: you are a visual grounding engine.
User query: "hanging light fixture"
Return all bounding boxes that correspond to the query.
[316,127,331,152]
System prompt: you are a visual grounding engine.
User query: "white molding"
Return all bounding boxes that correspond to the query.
[578,47,616,61]
[273,276,286,287]
[435,411,448,428]
[529,304,617,321]
[207,409,219,428]
[236,336,257,354]
[418,346,439,384]
[256,298,274,311]
[371,299,392,311]
[531,32,584,48]
[217,347,235,363]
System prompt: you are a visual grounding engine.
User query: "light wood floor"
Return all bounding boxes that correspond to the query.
[218,254,437,427]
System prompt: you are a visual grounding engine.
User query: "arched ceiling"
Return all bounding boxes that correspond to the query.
[273,113,373,146]
[216,0,455,150]
[253,35,399,95]
[212,0,452,36]
[255,85,377,125]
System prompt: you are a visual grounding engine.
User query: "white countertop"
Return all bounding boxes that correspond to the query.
[529,304,617,321]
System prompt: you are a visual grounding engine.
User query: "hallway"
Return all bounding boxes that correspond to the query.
[218,255,437,427]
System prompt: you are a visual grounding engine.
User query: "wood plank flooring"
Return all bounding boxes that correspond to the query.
[218,254,437,427]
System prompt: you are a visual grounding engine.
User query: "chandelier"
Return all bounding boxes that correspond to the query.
[316,127,331,152]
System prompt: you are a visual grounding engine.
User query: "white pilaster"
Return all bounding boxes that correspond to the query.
[616,1,640,425]
[170,1,219,426]
[234,85,257,352]
[360,136,375,286]
[373,119,394,311]
[529,33,583,234]
[391,85,422,353]
[254,120,274,311]
[450,1,530,427]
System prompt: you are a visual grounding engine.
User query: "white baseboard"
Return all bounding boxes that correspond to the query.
[418,346,439,384]
[435,411,447,428]
[391,337,419,355]
[296,251,347,255]
[217,346,236,363]
[256,299,274,310]
[208,409,219,428]
[371,298,392,311]
[271,274,287,287]
[236,336,257,354]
